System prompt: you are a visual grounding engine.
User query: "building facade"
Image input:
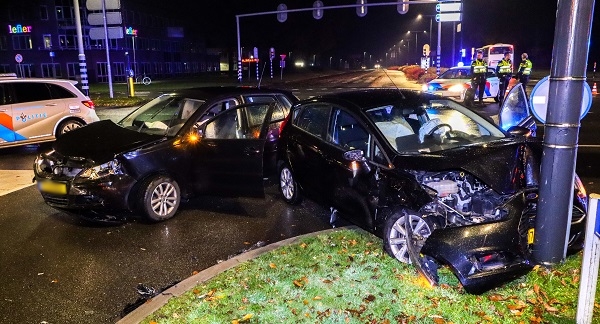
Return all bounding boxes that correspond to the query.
[0,0,219,83]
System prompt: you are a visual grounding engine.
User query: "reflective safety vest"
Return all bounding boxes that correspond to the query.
[497,59,512,74]
[519,59,532,75]
[471,59,487,74]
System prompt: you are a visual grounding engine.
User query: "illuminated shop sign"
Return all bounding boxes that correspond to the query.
[124,27,138,36]
[8,24,32,34]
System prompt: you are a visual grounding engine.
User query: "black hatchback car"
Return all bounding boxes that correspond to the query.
[33,87,297,221]
[277,85,587,294]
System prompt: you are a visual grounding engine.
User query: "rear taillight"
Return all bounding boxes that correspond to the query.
[82,100,95,109]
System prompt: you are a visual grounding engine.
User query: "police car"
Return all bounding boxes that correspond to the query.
[0,73,99,148]
[422,66,501,105]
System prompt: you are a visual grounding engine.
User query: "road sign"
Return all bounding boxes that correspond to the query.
[270,47,275,60]
[86,0,121,10]
[423,44,430,57]
[277,4,287,23]
[530,76,592,123]
[436,2,462,12]
[14,54,23,63]
[313,0,324,19]
[89,26,123,40]
[253,47,258,59]
[280,54,287,60]
[88,12,122,25]
[435,12,462,22]
[49,51,55,58]
[397,0,409,14]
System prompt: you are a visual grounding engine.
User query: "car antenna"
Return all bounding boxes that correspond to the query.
[381,68,406,99]
[257,62,268,89]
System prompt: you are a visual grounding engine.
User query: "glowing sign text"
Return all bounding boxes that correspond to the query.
[124,27,138,36]
[8,24,32,34]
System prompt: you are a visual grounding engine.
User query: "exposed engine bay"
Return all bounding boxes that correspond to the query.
[412,170,509,227]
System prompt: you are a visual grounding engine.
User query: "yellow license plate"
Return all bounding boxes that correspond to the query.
[38,181,67,195]
[527,228,535,244]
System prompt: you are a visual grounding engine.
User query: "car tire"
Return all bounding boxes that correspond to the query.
[279,163,301,205]
[494,91,501,103]
[57,119,84,136]
[139,175,181,222]
[384,210,433,264]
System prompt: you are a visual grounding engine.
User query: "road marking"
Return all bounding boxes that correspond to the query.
[0,170,35,196]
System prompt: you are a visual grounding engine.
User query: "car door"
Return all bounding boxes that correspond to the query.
[498,83,536,134]
[11,82,67,141]
[286,104,334,199]
[0,83,16,144]
[326,108,382,230]
[485,68,500,97]
[191,103,273,197]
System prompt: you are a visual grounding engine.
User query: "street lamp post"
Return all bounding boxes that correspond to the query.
[407,30,426,64]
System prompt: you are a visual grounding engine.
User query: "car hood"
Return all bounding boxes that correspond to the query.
[52,120,165,163]
[393,138,541,195]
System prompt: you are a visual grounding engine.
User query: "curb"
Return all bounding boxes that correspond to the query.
[117,226,357,323]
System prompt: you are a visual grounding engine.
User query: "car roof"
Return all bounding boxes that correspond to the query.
[303,88,435,113]
[169,86,296,100]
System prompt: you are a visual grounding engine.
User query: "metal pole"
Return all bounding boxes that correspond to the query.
[533,0,595,265]
[436,20,441,75]
[576,194,600,324]
[429,18,432,47]
[102,0,113,98]
[236,16,242,82]
[73,0,88,95]
[132,36,136,77]
[452,22,456,67]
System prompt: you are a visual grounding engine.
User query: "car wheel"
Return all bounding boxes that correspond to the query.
[57,119,84,136]
[139,175,180,222]
[494,91,501,103]
[384,210,433,264]
[279,163,301,205]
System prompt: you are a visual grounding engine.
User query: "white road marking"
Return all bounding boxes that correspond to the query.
[0,170,35,196]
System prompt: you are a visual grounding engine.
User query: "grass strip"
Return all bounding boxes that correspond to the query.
[142,228,598,324]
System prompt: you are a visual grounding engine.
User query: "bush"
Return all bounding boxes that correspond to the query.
[403,65,425,81]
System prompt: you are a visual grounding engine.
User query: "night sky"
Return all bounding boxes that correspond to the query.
[142,0,598,69]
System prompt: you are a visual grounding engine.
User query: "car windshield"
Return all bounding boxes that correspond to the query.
[438,68,471,79]
[366,99,505,153]
[118,94,205,136]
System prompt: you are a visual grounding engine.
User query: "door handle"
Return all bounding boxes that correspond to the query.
[45,103,58,107]
[0,109,7,112]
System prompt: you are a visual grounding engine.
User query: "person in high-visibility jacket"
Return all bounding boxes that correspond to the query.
[495,51,513,103]
[517,53,533,95]
[470,50,487,105]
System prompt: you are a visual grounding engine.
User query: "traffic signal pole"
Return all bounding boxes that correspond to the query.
[533,0,595,265]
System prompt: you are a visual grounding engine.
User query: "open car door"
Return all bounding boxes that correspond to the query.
[498,83,537,136]
[192,103,275,197]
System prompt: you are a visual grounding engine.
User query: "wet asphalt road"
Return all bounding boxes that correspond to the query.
[1,70,599,323]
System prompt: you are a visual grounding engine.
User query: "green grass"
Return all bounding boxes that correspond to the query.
[142,228,598,324]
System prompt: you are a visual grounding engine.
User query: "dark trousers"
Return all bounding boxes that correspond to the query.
[498,74,511,102]
[519,75,530,96]
[471,75,486,103]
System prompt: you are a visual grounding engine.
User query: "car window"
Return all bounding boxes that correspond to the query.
[12,83,52,103]
[244,95,289,121]
[48,83,77,99]
[294,104,332,139]
[204,104,270,140]
[0,84,8,105]
[118,95,205,136]
[439,68,471,79]
[197,98,240,125]
[330,109,370,153]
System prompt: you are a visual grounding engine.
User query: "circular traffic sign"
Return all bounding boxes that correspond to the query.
[15,54,23,63]
[530,76,592,123]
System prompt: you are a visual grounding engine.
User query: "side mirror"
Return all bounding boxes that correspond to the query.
[506,125,532,137]
[343,149,366,162]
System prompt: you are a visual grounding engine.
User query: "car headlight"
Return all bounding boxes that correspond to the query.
[421,84,429,92]
[78,159,123,180]
[448,84,465,93]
